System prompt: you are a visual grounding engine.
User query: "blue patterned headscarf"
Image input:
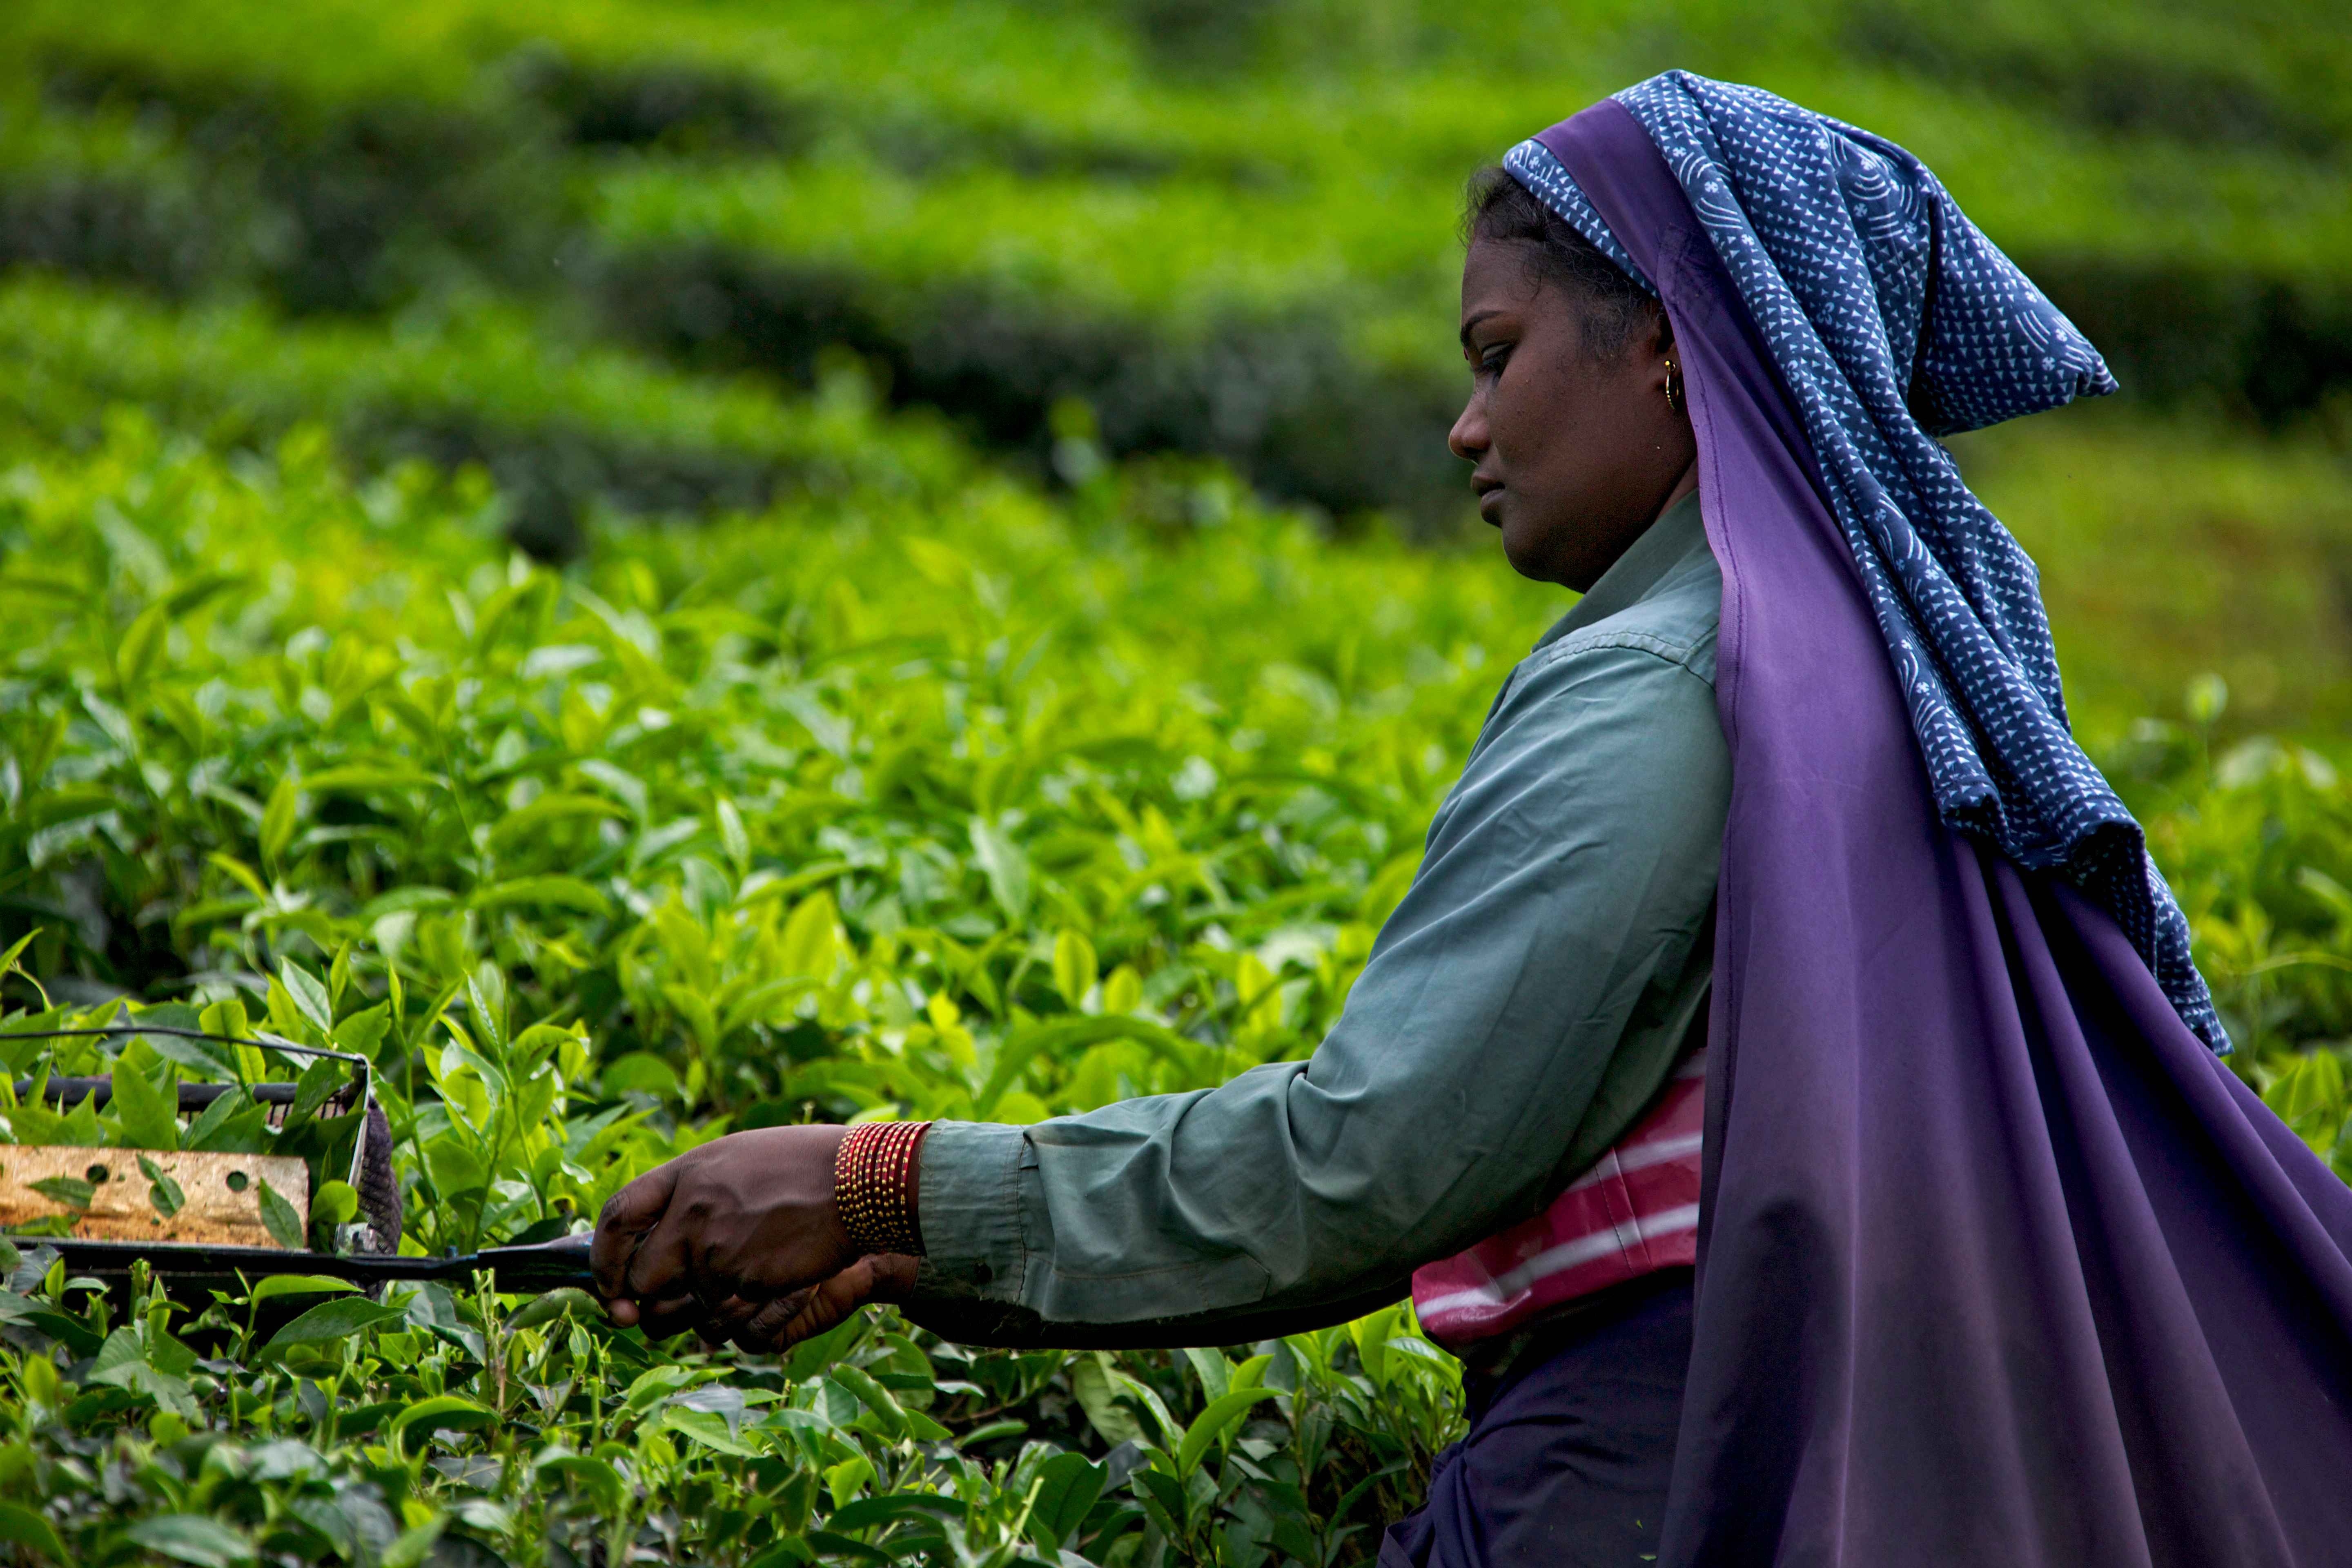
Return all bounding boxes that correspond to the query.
[1508,72,2225,1050]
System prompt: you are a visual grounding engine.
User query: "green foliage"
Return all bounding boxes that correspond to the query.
[0,1238,1465,1566]
[2093,674,2352,1175]
[2110,704,2352,1029]
[0,416,1528,1561]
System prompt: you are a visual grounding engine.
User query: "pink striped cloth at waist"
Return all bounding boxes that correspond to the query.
[1411,1047,1705,1348]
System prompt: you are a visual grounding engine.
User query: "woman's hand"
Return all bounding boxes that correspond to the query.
[590,1124,856,1340]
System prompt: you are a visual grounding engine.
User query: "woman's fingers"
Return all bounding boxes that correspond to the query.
[666,1254,924,1354]
[715,1261,886,1353]
[633,1292,710,1341]
[696,1293,759,1349]
[772,1253,919,1349]
[621,1214,698,1305]
[775,1267,871,1349]
[864,1252,920,1301]
[591,1163,679,1313]
[699,1286,809,1350]
[731,1286,820,1351]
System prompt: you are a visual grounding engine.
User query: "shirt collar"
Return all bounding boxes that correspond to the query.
[1533,488,1709,650]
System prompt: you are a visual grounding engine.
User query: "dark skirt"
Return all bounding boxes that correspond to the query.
[1381,1271,1693,1568]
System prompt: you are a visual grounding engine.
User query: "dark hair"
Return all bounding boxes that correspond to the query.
[1463,165,1653,360]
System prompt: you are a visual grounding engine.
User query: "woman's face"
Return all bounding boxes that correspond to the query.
[1449,235,1695,591]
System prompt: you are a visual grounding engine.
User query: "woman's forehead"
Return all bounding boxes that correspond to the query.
[1460,235,1564,303]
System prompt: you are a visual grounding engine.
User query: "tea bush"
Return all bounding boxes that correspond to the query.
[0,418,1554,1564]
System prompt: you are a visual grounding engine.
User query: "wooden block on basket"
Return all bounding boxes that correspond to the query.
[0,1145,311,1247]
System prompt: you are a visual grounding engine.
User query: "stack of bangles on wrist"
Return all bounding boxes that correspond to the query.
[833,1120,931,1256]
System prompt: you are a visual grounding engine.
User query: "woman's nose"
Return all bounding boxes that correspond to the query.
[1448,394,1488,463]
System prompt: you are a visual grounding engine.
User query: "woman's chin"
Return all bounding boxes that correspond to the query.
[1498,518,1557,584]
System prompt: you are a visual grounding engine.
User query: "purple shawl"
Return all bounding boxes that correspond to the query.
[1540,100,2352,1564]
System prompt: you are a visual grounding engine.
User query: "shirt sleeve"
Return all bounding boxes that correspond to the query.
[908,632,1731,1334]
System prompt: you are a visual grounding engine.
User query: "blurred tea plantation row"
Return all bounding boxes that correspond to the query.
[0,1,2349,1564]
[1,0,2348,706]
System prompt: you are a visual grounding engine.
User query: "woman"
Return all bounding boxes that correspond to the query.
[596,75,2352,1564]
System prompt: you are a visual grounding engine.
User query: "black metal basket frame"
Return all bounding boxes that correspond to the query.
[0,1024,592,1290]
[1,1025,377,1219]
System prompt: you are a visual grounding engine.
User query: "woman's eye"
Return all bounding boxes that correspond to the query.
[1477,346,1511,376]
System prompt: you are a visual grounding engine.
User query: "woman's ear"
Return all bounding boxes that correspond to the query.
[1649,304,1686,419]
[1648,301,1677,364]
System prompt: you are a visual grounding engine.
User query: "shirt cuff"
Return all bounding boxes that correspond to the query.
[913,1120,1029,1301]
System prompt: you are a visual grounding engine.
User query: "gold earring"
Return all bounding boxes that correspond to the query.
[1663,356,1684,414]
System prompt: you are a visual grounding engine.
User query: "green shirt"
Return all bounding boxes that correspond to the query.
[905,492,1729,1347]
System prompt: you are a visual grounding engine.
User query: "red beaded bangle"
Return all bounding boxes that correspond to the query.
[833,1120,931,1257]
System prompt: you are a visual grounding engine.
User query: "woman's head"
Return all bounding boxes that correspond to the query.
[1450,167,1695,590]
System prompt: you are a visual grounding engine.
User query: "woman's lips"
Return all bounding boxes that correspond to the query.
[1477,486,1504,524]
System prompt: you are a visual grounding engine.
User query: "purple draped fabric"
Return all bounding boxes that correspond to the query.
[1540,101,2352,1565]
